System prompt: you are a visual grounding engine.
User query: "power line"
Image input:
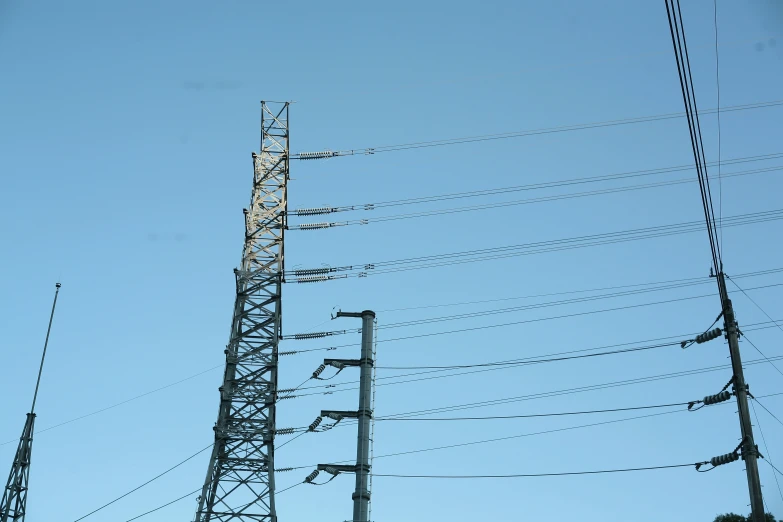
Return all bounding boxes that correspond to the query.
[373,401,691,421]
[71,442,214,522]
[291,99,783,160]
[287,208,783,280]
[714,0,724,251]
[0,365,222,447]
[727,274,783,336]
[120,480,303,522]
[739,331,783,380]
[750,399,783,504]
[752,397,783,429]
[289,164,783,230]
[281,393,783,473]
[292,152,783,214]
[376,266,783,314]
[370,462,706,479]
[376,282,783,332]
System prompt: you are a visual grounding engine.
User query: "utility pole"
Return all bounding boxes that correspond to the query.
[194,102,289,522]
[307,310,376,522]
[1,283,61,522]
[663,1,765,518]
[719,275,765,521]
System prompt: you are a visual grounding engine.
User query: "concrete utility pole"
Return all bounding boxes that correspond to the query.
[313,310,375,522]
[719,275,765,522]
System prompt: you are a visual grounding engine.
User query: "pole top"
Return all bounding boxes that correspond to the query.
[361,310,376,318]
[55,283,61,288]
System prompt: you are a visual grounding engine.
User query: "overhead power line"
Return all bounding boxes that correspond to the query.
[288,163,783,230]
[291,152,783,215]
[291,99,783,160]
[370,462,706,479]
[287,208,783,281]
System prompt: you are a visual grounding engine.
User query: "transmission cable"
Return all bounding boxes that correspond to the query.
[370,462,707,479]
[286,208,783,280]
[727,274,783,337]
[291,99,783,160]
[71,442,214,522]
[291,152,783,214]
[750,399,783,503]
[289,164,783,230]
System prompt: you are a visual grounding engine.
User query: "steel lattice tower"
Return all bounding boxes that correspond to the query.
[1,283,61,522]
[194,102,289,522]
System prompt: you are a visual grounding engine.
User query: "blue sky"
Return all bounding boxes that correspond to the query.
[1,1,782,521]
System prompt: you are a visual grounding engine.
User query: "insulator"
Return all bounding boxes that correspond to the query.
[294,331,330,340]
[294,207,337,216]
[327,361,346,369]
[696,328,722,344]
[325,412,344,421]
[293,267,331,276]
[275,467,293,473]
[296,275,329,283]
[308,416,323,431]
[278,388,296,394]
[275,427,296,435]
[298,222,332,230]
[279,350,297,356]
[710,451,739,467]
[323,466,340,476]
[278,394,296,400]
[298,150,336,160]
[304,470,320,483]
[312,364,326,378]
[703,390,732,405]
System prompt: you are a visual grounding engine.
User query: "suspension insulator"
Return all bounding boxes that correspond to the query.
[703,390,732,405]
[299,222,332,231]
[308,416,323,431]
[696,328,722,344]
[294,207,337,216]
[296,275,329,283]
[293,268,331,277]
[323,466,340,476]
[294,332,330,340]
[710,452,739,467]
[298,150,337,160]
[304,470,320,483]
[312,364,326,379]
[325,412,344,421]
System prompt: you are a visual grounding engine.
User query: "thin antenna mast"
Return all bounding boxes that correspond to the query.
[1,283,62,522]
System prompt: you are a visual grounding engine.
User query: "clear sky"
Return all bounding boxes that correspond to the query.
[1,1,783,521]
